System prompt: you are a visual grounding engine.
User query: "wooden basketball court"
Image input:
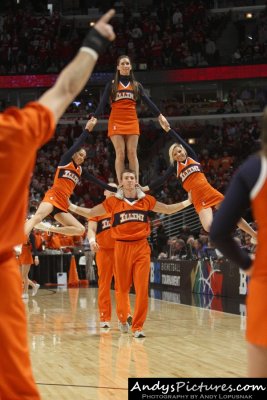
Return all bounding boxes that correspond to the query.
[24,288,247,399]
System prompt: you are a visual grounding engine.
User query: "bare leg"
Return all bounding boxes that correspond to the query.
[214,203,257,240]
[110,135,126,184]
[125,135,139,182]
[247,343,267,377]
[25,202,53,236]
[198,207,213,232]
[21,264,31,295]
[237,218,257,240]
[53,212,85,235]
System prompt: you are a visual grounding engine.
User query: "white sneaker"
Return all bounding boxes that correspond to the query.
[32,283,40,296]
[118,321,129,333]
[115,187,124,200]
[34,221,52,232]
[22,293,29,299]
[14,244,22,256]
[136,186,146,200]
[100,321,110,328]
[133,330,146,338]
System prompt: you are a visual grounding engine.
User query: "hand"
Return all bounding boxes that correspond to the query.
[158,114,170,132]
[188,191,192,203]
[136,184,149,192]
[94,9,116,42]
[85,117,97,132]
[90,241,100,252]
[245,265,254,277]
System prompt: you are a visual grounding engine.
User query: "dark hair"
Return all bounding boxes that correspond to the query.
[111,55,139,101]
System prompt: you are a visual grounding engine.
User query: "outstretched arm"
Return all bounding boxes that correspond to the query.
[159,121,198,160]
[141,164,176,192]
[38,10,116,124]
[94,81,112,117]
[69,202,106,218]
[59,117,96,165]
[152,198,191,215]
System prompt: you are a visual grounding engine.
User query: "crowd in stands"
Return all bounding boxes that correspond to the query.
[151,221,257,260]
[0,1,242,74]
[232,5,267,65]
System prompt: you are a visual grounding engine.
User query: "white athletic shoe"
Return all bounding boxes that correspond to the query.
[136,186,146,200]
[34,221,52,232]
[22,293,29,299]
[115,187,124,200]
[118,321,129,334]
[133,330,146,338]
[100,321,111,329]
[32,283,40,297]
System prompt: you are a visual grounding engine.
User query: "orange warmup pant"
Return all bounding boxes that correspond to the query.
[114,239,151,332]
[0,252,40,400]
[96,248,131,322]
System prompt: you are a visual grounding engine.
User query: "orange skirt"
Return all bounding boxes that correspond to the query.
[108,109,139,137]
[18,244,33,265]
[43,188,69,212]
[246,278,267,347]
[191,182,224,214]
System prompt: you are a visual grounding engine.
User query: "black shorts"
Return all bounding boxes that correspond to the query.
[50,206,67,218]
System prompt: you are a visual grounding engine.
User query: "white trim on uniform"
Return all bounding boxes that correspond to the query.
[250,156,267,200]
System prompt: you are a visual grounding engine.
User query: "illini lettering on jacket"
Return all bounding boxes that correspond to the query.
[177,158,202,183]
[113,210,147,226]
[96,218,111,234]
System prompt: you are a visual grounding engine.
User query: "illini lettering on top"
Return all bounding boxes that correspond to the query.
[113,210,147,226]
[179,164,202,183]
[59,169,80,184]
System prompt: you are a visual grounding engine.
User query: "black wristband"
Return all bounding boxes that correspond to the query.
[82,27,110,55]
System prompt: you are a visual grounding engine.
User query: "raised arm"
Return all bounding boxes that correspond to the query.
[38,10,115,124]
[139,84,170,130]
[142,164,176,192]
[168,128,198,160]
[83,170,117,193]
[94,81,112,117]
[152,198,191,215]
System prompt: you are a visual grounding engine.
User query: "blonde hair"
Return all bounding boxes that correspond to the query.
[168,143,187,164]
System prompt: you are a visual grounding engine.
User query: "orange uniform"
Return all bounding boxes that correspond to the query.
[43,161,82,212]
[108,81,139,136]
[90,214,131,323]
[94,78,161,138]
[18,242,34,265]
[0,102,54,399]
[247,158,267,346]
[103,195,156,332]
[177,157,224,214]
[210,155,267,347]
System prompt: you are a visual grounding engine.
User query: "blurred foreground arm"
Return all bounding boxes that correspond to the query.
[38,10,115,123]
